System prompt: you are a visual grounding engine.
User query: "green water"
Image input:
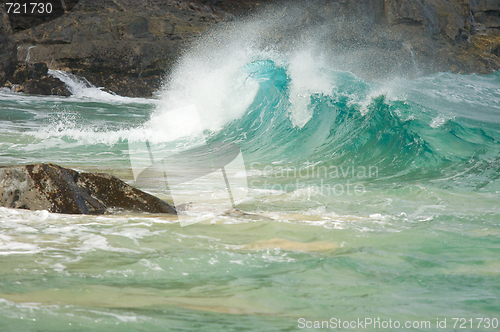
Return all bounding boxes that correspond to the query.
[0,63,499,331]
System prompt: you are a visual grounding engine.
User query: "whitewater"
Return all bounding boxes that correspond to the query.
[0,7,500,332]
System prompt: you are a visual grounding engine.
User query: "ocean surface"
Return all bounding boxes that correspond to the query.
[1,21,500,331]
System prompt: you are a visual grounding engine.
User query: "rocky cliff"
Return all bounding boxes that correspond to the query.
[0,0,499,97]
[1,0,235,96]
[381,0,500,74]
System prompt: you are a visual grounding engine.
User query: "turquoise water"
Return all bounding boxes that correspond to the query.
[1,52,500,330]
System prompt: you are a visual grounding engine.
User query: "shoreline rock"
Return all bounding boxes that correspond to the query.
[1,0,235,97]
[2,62,70,96]
[0,164,176,215]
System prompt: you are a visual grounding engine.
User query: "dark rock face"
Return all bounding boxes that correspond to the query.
[3,62,70,95]
[2,0,233,97]
[6,0,80,33]
[0,164,176,215]
[380,0,500,74]
[76,171,176,214]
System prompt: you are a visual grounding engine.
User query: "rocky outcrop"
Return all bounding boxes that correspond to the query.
[380,0,500,74]
[268,0,500,77]
[1,0,235,97]
[2,62,70,95]
[0,164,176,215]
[0,0,499,97]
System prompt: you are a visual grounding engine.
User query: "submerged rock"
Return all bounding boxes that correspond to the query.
[0,164,176,215]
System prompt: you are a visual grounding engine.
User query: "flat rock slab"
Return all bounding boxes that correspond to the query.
[0,164,176,215]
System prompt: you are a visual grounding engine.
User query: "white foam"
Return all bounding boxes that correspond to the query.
[0,233,41,255]
[152,28,262,133]
[0,207,54,223]
[28,104,213,146]
[78,234,138,253]
[358,80,403,115]
[287,49,334,127]
[88,310,140,323]
[140,104,205,144]
[48,70,153,104]
[51,263,69,274]
[430,114,454,128]
[102,228,152,242]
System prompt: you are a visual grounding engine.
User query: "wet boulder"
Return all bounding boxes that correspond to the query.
[3,62,70,96]
[0,164,176,215]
